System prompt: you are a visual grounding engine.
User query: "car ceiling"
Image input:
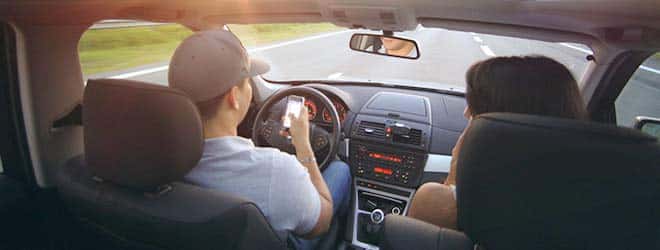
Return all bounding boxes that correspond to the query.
[1,0,659,50]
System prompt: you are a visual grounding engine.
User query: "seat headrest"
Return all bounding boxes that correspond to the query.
[455,113,660,248]
[83,79,203,191]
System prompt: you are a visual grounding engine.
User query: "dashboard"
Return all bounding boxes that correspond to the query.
[261,82,468,164]
[282,83,469,156]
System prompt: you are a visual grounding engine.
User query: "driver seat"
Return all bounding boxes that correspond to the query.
[55,79,287,250]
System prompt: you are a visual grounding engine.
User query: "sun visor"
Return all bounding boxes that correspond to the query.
[320,3,417,31]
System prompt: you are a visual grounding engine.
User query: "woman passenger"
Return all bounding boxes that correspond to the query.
[407,55,587,229]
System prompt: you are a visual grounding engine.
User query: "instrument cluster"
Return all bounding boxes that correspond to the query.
[303,96,347,124]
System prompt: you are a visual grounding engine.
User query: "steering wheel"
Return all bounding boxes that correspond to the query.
[251,86,341,171]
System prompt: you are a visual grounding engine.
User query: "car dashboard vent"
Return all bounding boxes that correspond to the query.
[357,121,386,139]
[393,128,422,145]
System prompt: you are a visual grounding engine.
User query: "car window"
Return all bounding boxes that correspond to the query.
[78,20,192,85]
[615,54,660,127]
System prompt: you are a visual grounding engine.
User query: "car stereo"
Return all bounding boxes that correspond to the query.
[350,141,426,187]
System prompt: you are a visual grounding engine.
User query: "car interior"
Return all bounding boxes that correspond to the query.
[1,1,660,250]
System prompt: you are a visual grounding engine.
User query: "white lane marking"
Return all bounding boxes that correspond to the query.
[640,65,660,74]
[473,36,483,43]
[560,43,660,75]
[109,65,169,79]
[327,72,343,79]
[248,30,352,53]
[480,45,496,57]
[559,43,592,54]
[107,30,352,79]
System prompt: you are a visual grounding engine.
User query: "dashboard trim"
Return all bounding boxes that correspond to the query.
[423,154,452,173]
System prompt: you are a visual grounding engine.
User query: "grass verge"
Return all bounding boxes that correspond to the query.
[79,23,343,76]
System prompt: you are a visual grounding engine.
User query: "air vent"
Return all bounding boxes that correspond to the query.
[393,128,422,145]
[357,121,386,139]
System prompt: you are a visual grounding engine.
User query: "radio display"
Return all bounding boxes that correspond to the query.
[368,152,403,163]
[373,166,393,175]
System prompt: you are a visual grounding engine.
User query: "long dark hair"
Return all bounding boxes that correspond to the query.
[465,56,587,120]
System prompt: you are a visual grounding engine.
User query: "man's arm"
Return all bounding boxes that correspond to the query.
[288,107,333,238]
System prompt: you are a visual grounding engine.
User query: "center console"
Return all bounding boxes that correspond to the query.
[348,92,433,249]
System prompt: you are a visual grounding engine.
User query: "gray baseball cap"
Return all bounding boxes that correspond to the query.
[169,29,269,103]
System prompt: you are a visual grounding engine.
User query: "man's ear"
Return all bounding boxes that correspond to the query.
[225,86,240,110]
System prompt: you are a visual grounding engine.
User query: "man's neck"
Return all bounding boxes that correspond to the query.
[203,119,238,139]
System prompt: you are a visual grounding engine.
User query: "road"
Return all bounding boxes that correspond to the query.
[88,28,660,127]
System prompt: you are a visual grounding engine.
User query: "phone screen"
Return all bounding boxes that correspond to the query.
[283,95,304,128]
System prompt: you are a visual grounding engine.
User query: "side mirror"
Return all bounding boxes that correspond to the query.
[349,33,420,59]
[634,116,660,139]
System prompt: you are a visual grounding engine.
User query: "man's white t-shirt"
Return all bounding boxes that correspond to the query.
[184,136,321,237]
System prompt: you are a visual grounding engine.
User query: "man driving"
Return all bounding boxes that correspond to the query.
[168,29,351,249]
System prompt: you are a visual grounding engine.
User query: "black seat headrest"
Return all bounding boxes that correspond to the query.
[456,113,660,249]
[83,79,203,191]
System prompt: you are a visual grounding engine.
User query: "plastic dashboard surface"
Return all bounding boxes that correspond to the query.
[299,83,469,156]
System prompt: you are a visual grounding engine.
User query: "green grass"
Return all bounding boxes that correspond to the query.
[228,23,342,47]
[79,23,343,76]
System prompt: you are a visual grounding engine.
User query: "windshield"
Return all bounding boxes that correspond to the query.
[229,23,592,91]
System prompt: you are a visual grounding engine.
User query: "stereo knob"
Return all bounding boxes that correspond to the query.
[391,206,401,215]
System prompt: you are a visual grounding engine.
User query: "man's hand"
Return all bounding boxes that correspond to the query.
[288,106,313,154]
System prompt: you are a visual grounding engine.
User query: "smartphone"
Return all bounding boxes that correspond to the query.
[282,95,304,129]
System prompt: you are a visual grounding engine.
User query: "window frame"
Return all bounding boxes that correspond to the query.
[585,51,654,123]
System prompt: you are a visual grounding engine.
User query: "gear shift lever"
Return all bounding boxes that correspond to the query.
[365,209,385,243]
[370,209,385,224]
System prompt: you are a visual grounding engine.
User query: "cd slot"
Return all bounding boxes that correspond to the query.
[356,179,411,197]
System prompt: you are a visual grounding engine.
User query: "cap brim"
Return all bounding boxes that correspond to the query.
[248,58,270,77]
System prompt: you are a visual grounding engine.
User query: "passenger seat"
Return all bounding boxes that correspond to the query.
[381,112,660,250]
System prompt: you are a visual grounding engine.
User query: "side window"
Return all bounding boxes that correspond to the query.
[78,20,192,85]
[615,54,660,127]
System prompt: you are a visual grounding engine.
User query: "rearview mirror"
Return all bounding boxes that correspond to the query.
[634,116,660,139]
[349,33,420,59]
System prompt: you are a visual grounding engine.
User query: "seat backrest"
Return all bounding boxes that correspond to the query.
[56,79,286,250]
[456,113,660,250]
